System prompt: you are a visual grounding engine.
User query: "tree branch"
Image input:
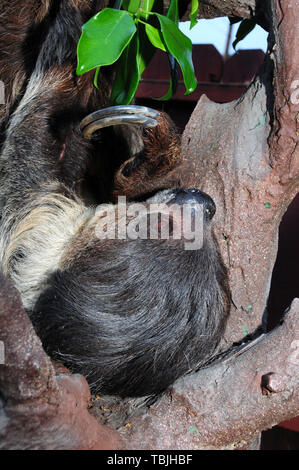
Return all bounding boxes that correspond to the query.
[105,1,259,20]
[119,300,299,449]
[1,274,298,450]
[268,0,299,182]
[164,0,259,20]
[179,0,299,345]
[0,274,123,450]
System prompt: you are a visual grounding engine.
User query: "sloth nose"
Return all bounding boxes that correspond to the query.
[171,188,216,220]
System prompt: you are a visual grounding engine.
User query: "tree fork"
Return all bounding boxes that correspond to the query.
[0,0,298,450]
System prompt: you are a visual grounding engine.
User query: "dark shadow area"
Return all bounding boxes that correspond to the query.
[263,193,299,443]
[261,425,299,450]
[267,193,299,329]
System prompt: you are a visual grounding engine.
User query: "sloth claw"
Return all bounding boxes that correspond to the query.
[80,105,160,140]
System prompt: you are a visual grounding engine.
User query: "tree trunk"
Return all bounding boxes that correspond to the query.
[0,0,298,450]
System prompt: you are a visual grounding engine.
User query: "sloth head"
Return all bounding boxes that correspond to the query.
[31,187,230,398]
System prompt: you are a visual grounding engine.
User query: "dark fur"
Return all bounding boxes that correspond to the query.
[0,1,230,397]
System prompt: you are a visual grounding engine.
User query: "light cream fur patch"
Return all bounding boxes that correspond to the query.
[0,190,94,309]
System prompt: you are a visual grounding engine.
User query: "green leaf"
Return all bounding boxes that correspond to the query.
[136,23,156,75]
[139,0,163,18]
[154,14,197,95]
[139,0,158,20]
[141,0,155,10]
[167,0,179,24]
[141,0,155,13]
[155,54,178,101]
[189,0,199,29]
[110,32,140,105]
[122,0,140,13]
[155,83,173,101]
[145,23,166,51]
[76,8,137,75]
[232,19,256,50]
[136,0,163,71]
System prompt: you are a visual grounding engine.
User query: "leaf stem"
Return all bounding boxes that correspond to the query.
[93,67,100,89]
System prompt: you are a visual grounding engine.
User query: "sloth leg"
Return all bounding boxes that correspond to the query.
[113,112,183,200]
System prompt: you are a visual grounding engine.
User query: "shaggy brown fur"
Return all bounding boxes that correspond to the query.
[0,0,230,398]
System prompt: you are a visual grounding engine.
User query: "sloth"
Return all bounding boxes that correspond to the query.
[0,0,230,397]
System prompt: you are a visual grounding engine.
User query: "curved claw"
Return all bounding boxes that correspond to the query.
[80,105,160,140]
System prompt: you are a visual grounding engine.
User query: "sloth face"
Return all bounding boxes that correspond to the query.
[84,187,216,253]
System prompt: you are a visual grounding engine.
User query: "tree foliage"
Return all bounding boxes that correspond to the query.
[76,0,199,104]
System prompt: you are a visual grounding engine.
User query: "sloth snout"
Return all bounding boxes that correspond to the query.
[170,188,216,220]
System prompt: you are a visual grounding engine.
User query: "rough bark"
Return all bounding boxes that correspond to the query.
[105,0,259,20]
[0,274,123,450]
[119,300,299,449]
[0,0,298,450]
[165,0,259,20]
[179,0,299,346]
